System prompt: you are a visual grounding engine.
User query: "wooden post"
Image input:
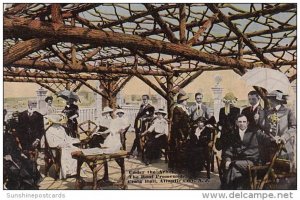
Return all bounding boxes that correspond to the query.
[166,74,175,168]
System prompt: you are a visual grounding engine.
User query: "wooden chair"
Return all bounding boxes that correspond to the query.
[248,142,294,189]
[42,114,67,179]
[77,120,98,148]
[202,128,219,179]
[120,125,131,151]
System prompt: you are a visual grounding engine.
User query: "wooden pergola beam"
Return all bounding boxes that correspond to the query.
[36,82,59,94]
[112,75,133,96]
[3,76,67,84]
[187,14,218,46]
[173,70,204,93]
[72,82,84,92]
[10,59,169,76]
[207,4,274,68]
[99,4,178,29]
[135,50,172,73]
[51,4,63,23]
[196,25,296,46]
[4,38,56,66]
[179,4,186,44]
[79,80,109,100]
[135,74,167,99]
[4,70,105,81]
[144,4,180,44]
[4,4,29,15]
[4,16,265,70]
[139,4,296,37]
[220,45,297,57]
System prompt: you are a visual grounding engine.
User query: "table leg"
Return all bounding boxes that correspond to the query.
[75,159,84,189]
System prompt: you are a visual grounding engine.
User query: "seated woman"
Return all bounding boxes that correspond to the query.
[91,109,130,182]
[41,114,80,179]
[4,126,42,189]
[93,109,130,153]
[186,117,214,178]
[88,106,113,147]
[141,109,168,165]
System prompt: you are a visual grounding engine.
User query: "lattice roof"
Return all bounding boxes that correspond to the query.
[3,3,297,96]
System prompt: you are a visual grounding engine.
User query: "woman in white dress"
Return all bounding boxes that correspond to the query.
[41,114,80,179]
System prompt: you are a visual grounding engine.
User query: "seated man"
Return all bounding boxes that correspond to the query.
[222,114,273,189]
[4,126,42,189]
[141,109,168,165]
[186,117,214,178]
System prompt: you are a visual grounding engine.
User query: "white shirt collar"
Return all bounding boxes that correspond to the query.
[239,128,247,140]
[275,105,281,111]
[252,102,260,110]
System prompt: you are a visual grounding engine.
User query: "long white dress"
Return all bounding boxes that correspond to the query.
[101,117,129,153]
[41,114,80,179]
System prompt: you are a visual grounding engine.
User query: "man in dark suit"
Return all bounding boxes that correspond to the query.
[216,92,240,151]
[18,100,45,152]
[222,114,273,189]
[241,91,263,131]
[130,94,155,156]
[169,91,191,169]
[189,92,210,130]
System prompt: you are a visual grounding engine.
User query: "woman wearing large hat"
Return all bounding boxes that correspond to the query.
[169,91,191,169]
[216,92,240,151]
[258,90,296,171]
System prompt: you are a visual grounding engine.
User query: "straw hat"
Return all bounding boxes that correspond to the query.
[115,109,125,115]
[266,90,288,104]
[223,92,237,104]
[102,106,113,114]
[177,90,189,103]
[155,108,167,116]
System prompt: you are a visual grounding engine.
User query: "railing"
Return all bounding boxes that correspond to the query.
[55,107,97,124]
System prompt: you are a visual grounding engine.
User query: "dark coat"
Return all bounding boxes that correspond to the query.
[222,129,272,189]
[218,106,240,132]
[171,105,191,141]
[241,105,263,131]
[216,106,240,150]
[18,110,45,151]
[189,127,214,148]
[3,132,41,189]
[223,129,261,164]
[62,104,79,124]
[134,103,155,131]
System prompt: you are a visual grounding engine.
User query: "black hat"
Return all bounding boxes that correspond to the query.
[195,116,207,123]
[45,96,53,102]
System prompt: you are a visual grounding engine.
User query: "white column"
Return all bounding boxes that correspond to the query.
[116,92,123,107]
[157,94,167,109]
[211,75,223,122]
[95,81,103,122]
[36,87,47,111]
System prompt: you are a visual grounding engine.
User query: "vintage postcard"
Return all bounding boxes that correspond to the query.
[2,2,297,193]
